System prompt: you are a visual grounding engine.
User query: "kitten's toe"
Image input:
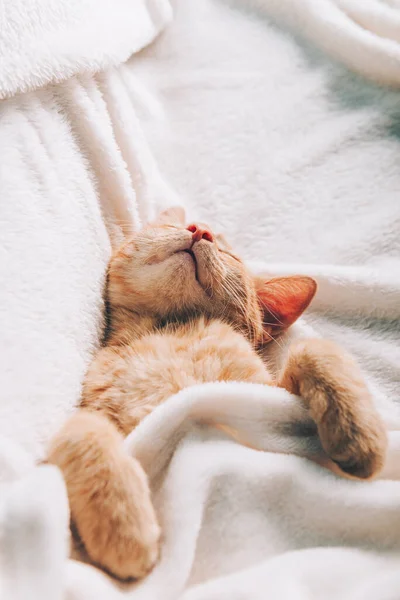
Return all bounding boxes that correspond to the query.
[99,520,161,581]
[322,416,388,480]
[332,444,385,479]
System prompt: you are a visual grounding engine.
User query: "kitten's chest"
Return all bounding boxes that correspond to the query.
[82,319,271,432]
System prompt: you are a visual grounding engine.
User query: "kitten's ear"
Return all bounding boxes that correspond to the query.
[154,206,186,226]
[108,223,127,249]
[255,276,317,329]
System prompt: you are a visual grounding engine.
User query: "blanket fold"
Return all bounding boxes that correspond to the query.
[245,0,400,86]
[0,0,172,99]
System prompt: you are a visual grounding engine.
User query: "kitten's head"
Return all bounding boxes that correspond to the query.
[108,207,316,345]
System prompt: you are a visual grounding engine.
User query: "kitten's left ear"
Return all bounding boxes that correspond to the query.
[255,276,317,329]
[108,222,127,249]
[153,206,186,226]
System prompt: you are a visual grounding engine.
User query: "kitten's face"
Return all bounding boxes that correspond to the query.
[108,207,316,345]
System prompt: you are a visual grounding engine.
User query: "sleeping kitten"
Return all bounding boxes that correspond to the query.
[48,207,387,580]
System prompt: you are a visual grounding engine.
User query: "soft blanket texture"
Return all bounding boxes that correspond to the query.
[1,0,400,598]
[246,0,400,86]
[0,0,172,99]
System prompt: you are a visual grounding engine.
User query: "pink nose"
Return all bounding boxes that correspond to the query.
[187,224,214,243]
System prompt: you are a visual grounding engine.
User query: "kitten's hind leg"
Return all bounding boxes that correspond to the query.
[277,338,387,479]
[47,409,160,580]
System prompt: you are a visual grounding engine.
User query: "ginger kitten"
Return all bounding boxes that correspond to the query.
[48,207,387,581]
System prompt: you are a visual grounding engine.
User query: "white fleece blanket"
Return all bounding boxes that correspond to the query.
[0,0,172,99]
[2,0,400,598]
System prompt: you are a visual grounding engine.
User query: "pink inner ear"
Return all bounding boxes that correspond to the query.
[256,276,317,328]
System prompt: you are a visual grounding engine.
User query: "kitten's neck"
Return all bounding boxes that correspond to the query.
[105,303,210,346]
[105,302,262,348]
[104,304,156,346]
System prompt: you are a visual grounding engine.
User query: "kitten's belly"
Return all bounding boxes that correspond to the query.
[81,319,271,435]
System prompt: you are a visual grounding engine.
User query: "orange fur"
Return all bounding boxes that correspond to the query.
[48,410,159,579]
[47,207,387,580]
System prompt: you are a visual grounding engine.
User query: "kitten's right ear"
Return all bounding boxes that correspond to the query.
[153,206,186,226]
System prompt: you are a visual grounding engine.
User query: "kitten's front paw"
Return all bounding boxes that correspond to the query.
[88,514,160,581]
[88,512,160,581]
[48,409,160,580]
[318,395,388,479]
[78,456,161,580]
[283,338,388,480]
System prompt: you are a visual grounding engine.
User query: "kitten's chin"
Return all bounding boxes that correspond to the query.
[175,250,198,282]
